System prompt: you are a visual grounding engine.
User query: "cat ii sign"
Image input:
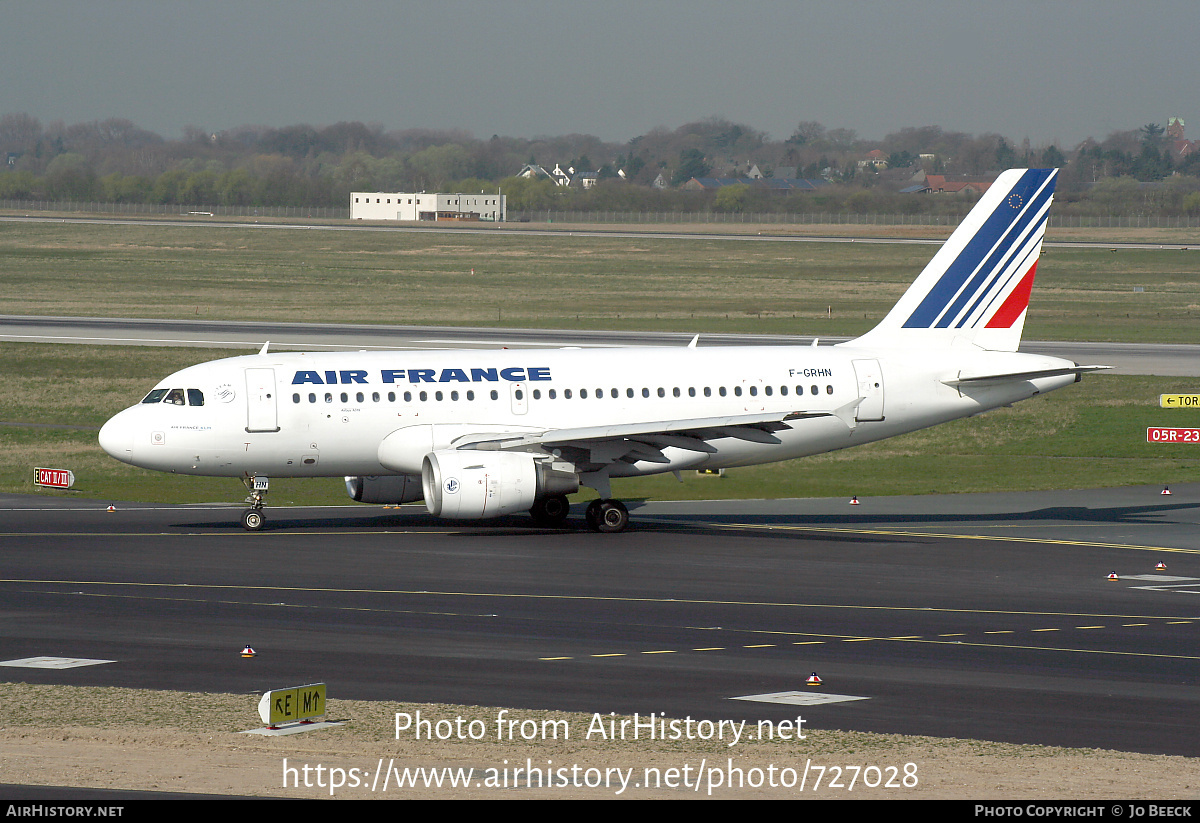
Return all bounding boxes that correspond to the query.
[34,468,75,489]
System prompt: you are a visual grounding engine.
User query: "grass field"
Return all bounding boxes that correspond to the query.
[1,343,1196,506]
[0,218,1198,341]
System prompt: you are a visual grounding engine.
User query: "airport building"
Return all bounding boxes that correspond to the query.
[350,192,506,222]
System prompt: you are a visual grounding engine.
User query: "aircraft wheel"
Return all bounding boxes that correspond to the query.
[587,499,628,533]
[242,508,266,531]
[530,494,570,526]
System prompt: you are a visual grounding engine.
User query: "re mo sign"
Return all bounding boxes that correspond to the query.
[258,683,326,726]
[34,468,75,489]
[1147,427,1200,443]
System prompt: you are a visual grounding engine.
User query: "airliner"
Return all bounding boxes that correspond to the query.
[99,168,1101,532]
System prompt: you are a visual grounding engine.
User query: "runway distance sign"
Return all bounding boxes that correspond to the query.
[1147,427,1200,443]
[33,468,74,489]
[1160,394,1200,409]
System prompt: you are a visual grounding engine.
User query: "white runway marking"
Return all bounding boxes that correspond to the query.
[0,656,115,669]
[1124,575,1200,594]
[731,691,868,706]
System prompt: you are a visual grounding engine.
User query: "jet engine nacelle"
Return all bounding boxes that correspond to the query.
[345,474,423,504]
[421,450,578,519]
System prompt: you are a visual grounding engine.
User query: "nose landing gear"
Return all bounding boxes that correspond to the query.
[241,474,269,531]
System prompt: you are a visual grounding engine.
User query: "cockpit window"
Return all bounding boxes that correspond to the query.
[164,388,186,405]
[141,389,168,404]
[187,389,204,406]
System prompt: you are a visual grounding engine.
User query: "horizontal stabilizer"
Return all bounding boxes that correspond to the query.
[943,364,1110,386]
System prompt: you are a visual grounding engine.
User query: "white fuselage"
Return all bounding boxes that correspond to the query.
[98,342,1078,481]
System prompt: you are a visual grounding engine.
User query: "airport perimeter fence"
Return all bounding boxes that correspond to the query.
[3,199,1199,229]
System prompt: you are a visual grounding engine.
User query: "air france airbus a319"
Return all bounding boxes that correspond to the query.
[100,168,1101,533]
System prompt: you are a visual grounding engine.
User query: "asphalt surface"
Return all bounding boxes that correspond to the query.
[2,486,1197,756]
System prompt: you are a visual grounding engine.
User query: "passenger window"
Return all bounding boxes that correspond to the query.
[826,385,834,394]
[719,387,727,397]
[810,385,818,395]
[309,393,317,403]
[292,393,300,404]
[581,389,588,399]
[325,393,333,403]
[490,390,499,400]
[749,386,758,396]
[340,392,348,402]
[734,386,742,397]
[703,387,711,397]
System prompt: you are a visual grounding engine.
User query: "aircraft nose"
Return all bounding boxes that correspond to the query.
[98,411,136,464]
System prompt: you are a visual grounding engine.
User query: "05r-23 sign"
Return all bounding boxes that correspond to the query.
[1147,427,1200,443]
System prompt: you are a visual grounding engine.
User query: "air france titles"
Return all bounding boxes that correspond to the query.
[292,367,552,385]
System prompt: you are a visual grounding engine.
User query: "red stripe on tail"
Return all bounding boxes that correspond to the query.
[985,261,1038,329]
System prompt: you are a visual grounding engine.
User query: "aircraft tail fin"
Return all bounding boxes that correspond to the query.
[851,168,1058,352]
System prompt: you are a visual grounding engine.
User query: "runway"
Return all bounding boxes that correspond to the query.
[2,486,1197,756]
[1,314,1196,375]
[3,213,1196,251]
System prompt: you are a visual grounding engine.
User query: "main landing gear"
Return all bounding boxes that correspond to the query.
[584,499,629,533]
[529,494,571,526]
[241,475,269,531]
[528,495,630,532]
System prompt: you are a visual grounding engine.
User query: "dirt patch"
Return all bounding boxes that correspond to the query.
[0,683,1193,799]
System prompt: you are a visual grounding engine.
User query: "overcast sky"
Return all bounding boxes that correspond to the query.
[3,1,1196,148]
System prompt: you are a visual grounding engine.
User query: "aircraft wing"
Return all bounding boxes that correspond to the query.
[449,406,855,468]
